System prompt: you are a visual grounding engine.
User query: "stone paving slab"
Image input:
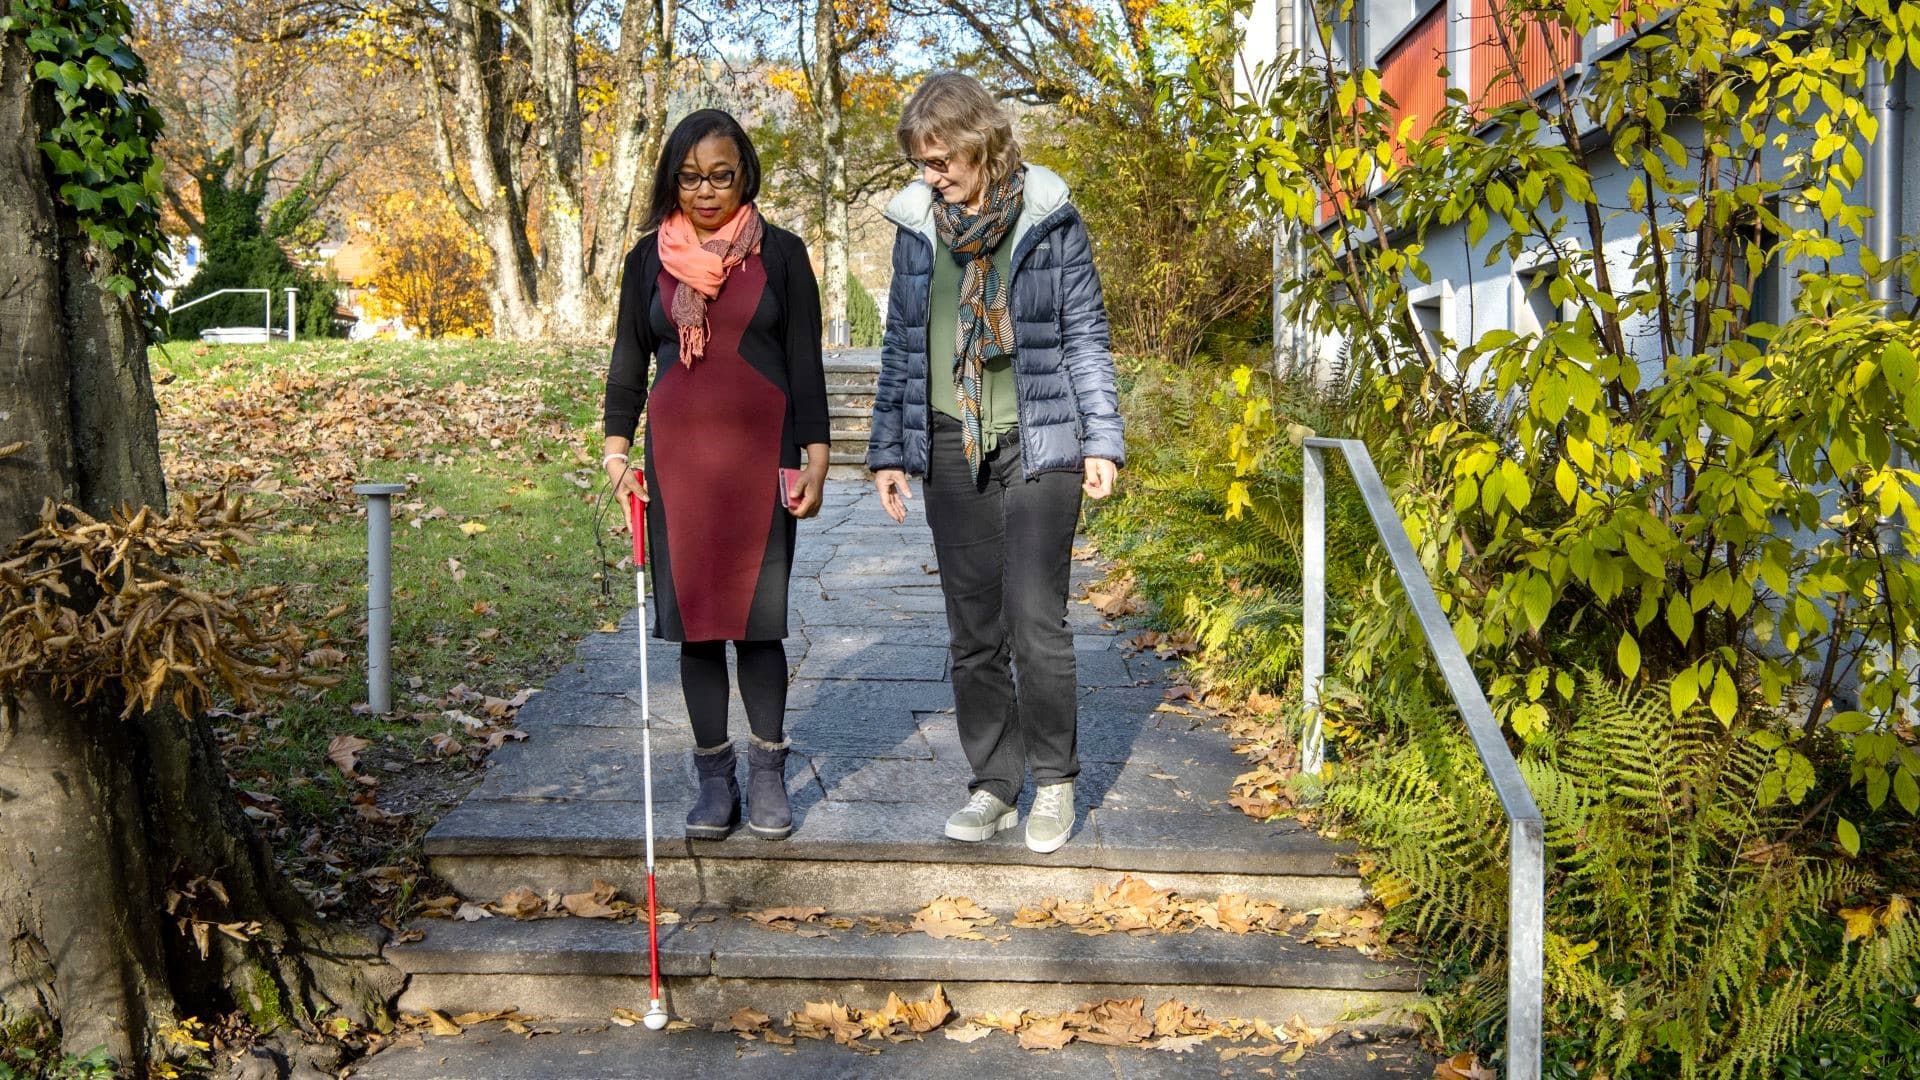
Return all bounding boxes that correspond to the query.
[352,1019,1436,1080]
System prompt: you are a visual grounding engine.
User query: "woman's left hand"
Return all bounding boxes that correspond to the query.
[789,448,831,519]
[1083,457,1117,500]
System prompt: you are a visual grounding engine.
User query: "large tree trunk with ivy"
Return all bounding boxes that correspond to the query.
[0,31,398,1073]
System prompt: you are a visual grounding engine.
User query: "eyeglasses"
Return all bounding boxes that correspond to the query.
[676,168,738,191]
[909,155,953,175]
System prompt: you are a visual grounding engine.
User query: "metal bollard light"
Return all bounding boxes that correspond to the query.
[285,287,299,343]
[354,483,407,713]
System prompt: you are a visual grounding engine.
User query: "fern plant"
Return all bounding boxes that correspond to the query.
[1325,674,1920,1079]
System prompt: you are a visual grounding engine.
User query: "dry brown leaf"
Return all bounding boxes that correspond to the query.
[327,734,371,776]
[1017,1016,1075,1050]
[944,1022,993,1044]
[1154,1034,1210,1052]
[727,1007,771,1038]
[494,887,544,920]
[561,880,620,919]
[744,905,827,926]
[1435,1051,1498,1079]
[912,896,996,940]
[1220,1042,1292,1061]
[425,1010,463,1037]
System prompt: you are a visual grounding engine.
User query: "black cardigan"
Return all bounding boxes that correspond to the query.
[601,224,830,447]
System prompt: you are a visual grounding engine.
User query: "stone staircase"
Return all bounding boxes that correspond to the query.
[824,347,879,473]
[378,481,1421,1073]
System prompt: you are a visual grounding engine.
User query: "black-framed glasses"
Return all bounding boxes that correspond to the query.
[909,155,953,174]
[676,168,738,191]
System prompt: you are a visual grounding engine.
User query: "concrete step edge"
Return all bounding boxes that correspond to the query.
[387,915,1420,993]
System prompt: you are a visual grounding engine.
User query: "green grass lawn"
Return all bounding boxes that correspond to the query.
[151,338,627,919]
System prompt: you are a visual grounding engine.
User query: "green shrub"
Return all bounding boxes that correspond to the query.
[847,272,882,348]
[167,167,339,342]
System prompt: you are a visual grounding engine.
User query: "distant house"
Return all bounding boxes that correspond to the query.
[321,235,413,340]
[155,234,203,309]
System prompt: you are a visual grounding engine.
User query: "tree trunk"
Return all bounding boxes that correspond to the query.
[588,0,676,312]
[814,1,850,346]
[420,0,674,342]
[0,33,401,1072]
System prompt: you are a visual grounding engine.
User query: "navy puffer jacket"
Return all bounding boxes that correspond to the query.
[866,164,1124,478]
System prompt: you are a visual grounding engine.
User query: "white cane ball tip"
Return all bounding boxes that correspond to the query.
[644,1009,669,1030]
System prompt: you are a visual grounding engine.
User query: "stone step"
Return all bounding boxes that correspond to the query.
[829,451,867,466]
[388,913,1419,1026]
[352,1015,1436,1079]
[823,352,883,375]
[828,405,871,419]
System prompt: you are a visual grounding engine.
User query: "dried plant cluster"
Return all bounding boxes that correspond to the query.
[0,492,333,717]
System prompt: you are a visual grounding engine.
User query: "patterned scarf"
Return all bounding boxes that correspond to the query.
[932,168,1025,473]
[658,203,765,367]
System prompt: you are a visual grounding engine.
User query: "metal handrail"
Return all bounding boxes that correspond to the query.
[1300,436,1545,1078]
[166,287,271,336]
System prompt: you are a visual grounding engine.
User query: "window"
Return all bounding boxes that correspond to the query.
[1409,281,1455,378]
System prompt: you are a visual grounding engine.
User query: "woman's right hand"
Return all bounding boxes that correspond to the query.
[606,454,648,506]
[872,469,911,524]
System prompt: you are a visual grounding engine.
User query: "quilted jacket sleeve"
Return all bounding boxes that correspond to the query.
[866,230,914,472]
[1055,211,1124,466]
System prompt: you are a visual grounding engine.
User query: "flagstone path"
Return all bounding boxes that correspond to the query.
[356,479,1435,1077]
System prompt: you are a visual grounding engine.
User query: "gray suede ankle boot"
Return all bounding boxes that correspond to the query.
[685,742,740,840]
[745,735,792,840]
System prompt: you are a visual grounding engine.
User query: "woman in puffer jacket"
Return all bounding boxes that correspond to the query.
[867,72,1124,855]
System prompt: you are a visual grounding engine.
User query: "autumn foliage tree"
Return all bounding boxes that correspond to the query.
[360,188,494,338]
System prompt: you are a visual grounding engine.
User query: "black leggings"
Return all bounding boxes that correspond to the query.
[680,639,787,748]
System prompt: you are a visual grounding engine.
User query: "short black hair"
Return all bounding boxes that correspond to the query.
[644,109,762,233]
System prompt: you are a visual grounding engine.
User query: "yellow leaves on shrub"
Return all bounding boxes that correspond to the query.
[1839,893,1911,942]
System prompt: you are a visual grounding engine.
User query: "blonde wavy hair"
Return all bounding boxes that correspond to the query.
[896,73,1022,184]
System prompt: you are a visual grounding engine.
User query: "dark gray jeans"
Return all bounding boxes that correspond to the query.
[923,412,1083,806]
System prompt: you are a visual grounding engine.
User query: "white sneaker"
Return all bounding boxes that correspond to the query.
[1025,781,1076,853]
[945,790,1017,841]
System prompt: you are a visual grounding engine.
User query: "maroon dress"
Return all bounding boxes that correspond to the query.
[602,227,828,642]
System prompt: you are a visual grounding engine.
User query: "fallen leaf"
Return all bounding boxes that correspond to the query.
[304,647,350,669]
[943,1023,993,1044]
[460,521,488,536]
[446,557,466,582]
[1435,1051,1498,1079]
[494,887,545,919]
[425,1010,463,1036]
[327,734,371,776]
[744,905,827,926]
[1017,1015,1074,1050]
[561,880,621,919]
[454,902,493,922]
[1154,1034,1209,1052]
[911,896,996,940]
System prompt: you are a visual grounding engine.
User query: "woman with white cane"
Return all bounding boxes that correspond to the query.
[603,109,830,841]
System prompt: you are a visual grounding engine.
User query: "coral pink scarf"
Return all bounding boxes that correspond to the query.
[658,204,765,367]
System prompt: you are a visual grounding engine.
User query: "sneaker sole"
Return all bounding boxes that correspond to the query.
[1026,819,1075,854]
[684,821,739,841]
[945,809,1018,842]
[748,823,793,840]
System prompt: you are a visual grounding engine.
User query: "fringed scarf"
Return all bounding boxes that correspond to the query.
[932,168,1025,473]
[658,204,765,367]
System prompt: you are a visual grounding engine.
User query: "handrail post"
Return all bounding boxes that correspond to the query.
[1508,818,1545,1077]
[1300,436,1544,1078]
[1301,443,1327,775]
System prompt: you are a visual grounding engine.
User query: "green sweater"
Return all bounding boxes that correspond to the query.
[928,238,1019,453]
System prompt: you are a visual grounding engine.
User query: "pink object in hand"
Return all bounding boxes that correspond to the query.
[779,467,803,511]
